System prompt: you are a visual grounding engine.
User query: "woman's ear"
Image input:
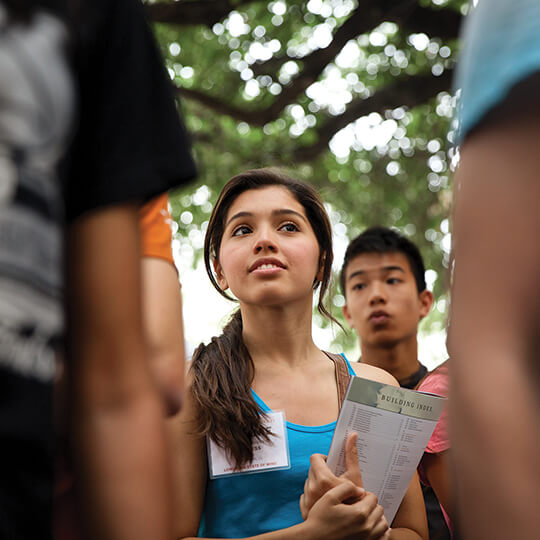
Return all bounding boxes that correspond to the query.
[316,252,326,282]
[213,259,228,291]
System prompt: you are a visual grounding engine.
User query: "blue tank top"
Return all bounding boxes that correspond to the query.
[198,355,355,538]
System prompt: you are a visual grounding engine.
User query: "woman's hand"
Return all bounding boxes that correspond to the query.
[300,432,390,539]
[300,432,364,518]
[304,481,390,540]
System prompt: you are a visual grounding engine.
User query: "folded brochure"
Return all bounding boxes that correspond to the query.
[326,376,446,524]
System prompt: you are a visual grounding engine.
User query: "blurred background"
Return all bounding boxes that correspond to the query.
[144,0,468,366]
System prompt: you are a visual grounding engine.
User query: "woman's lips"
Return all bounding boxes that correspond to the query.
[249,257,285,272]
[251,263,283,275]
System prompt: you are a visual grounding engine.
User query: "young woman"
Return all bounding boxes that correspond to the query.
[168,168,428,539]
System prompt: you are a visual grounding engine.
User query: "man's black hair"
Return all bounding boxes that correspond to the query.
[340,226,426,295]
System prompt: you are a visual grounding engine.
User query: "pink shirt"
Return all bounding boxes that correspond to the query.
[417,362,452,535]
[418,363,450,455]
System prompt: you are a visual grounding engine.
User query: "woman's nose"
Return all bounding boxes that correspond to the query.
[253,228,277,253]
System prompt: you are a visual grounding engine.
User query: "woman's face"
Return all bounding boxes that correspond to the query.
[214,186,323,309]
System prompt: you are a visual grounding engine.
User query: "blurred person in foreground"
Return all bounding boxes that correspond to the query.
[0,1,195,539]
[449,1,540,538]
[55,193,187,539]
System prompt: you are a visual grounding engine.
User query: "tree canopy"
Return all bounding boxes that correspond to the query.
[146,0,467,349]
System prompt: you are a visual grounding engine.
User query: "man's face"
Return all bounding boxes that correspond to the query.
[342,252,433,349]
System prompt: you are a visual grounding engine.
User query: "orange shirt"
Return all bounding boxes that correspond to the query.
[139,193,174,264]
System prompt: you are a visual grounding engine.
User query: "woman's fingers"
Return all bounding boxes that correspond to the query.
[342,432,364,489]
[323,479,365,506]
[306,481,390,540]
[301,453,341,518]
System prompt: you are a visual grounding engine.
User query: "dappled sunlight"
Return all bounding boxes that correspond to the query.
[153,0,466,351]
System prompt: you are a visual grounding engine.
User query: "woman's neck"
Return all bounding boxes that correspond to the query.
[240,301,318,368]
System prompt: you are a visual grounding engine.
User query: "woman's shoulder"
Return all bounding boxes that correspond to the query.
[346,360,399,387]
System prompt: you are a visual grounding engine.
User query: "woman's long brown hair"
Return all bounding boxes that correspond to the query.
[190,168,336,468]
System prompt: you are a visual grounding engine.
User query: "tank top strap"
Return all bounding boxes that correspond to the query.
[323,351,352,411]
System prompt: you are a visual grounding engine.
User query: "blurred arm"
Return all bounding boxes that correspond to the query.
[141,256,186,416]
[139,193,186,416]
[421,451,452,521]
[449,113,540,540]
[65,203,170,540]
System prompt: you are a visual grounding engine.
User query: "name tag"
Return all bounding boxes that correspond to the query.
[207,411,291,478]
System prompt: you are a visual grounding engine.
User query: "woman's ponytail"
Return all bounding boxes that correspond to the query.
[190,310,272,468]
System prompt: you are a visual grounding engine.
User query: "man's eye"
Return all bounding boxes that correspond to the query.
[280,222,299,232]
[232,225,251,236]
[387,278,401,284]
[352,283,366,291]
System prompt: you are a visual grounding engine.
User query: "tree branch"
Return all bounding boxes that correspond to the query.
[294,68,453,162]
[166,0,459,161]
[171,1,460,126]
[172,3,391,126]
[399,4,462,41]
[252,1,461,78]
[251,2,380,78]
[175,86,266,124]
[182,69,453,163]
[145,0,252,26]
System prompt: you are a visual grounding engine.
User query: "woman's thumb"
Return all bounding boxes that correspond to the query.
[342,432,364,489]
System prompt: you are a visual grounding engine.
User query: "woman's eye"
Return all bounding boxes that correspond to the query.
[352,283,366,291]
[280,222,299,232]
[232,225,251,236]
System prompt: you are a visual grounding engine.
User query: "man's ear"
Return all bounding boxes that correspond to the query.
[212,259,228,291]
[342,303,354,329]
[418,289,434,319]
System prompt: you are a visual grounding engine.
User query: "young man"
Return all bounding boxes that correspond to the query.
[340,226,450,539]
[339,226,433,388]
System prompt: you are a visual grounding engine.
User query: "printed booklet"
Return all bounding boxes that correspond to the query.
[327,376,446,524]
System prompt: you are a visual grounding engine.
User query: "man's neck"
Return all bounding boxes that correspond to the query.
[360,340,423,386]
